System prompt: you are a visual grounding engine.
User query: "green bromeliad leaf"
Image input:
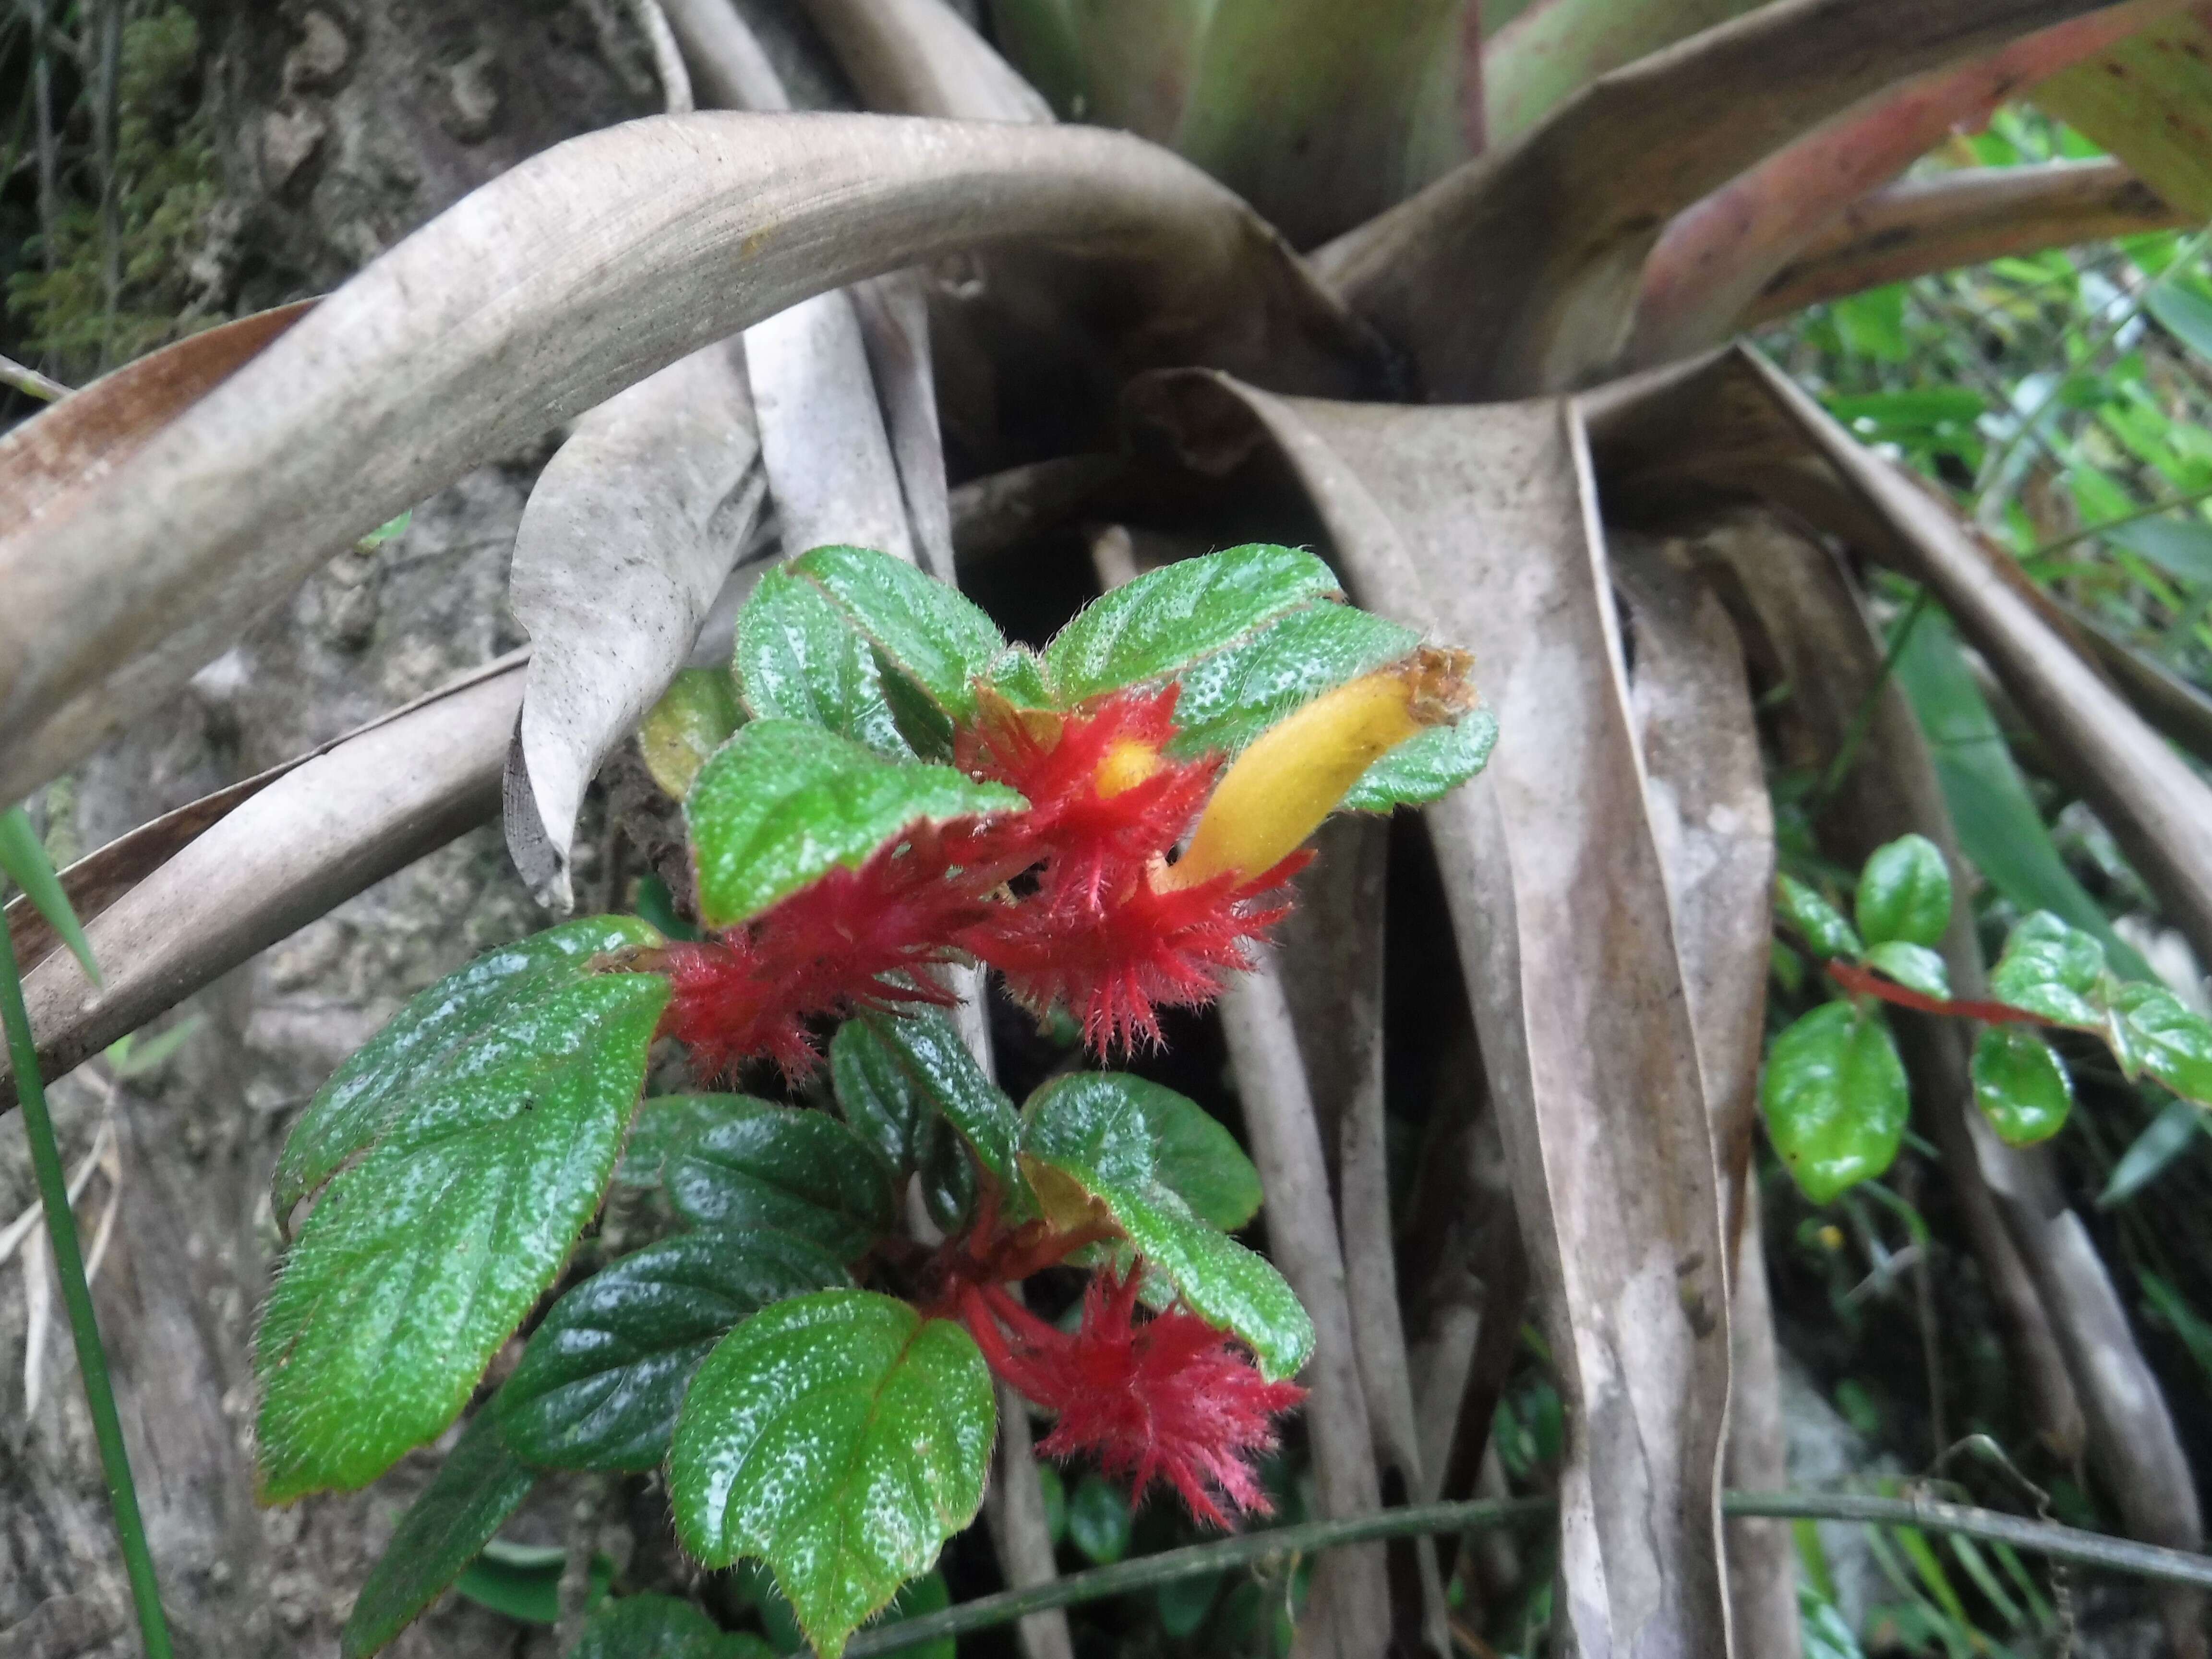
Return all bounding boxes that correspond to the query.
[1760,1002,1910,1203]
[2113,983,2212,1108]
[1971,1026,2075,1147]
[669,1289,995,1659]
[571,1594,776,1659]
[782,545,1008,721]
[666,1100,900,1262]
[1775,874,1863,962]
[1989,911,2110,1030]
[1020,1072,1312,1379]
[338,1409,538,1659]
[256,924,669,1502]
[736,566,912,759]
[1339,704,1499,811]
[1855,834,1952,950]
[496,1228,848,1471]
[686,720,1021,929]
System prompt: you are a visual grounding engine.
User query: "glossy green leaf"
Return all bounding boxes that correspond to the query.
[1021,1071,1314,1379]
[2098,1095,2204,1208]
[1865,940,1951,1001]
[256,937,669,1502]
[2149,283,2212,366]
[0,805,97,980]
[1760,1002,1910,1203]
[619,1094,760,1187]
[572,1594,776,1659]
[1971,1026,2074,1147]
[2114,983,2212,1106]
[736,567,911,759]
[1339,704,1498,811]
[1044,544,1344,705]
[450,1542,572,1624]
[1855,834,1952,949]
[1989,912,2110,1030]
[1775,873,1863,962]
[863,1570,955,1659]
[669,1290,995,1659]
[853,1008,1023,1191]
[338,1410,537,1659]
[640,669,745,803]
[1067,1473,1132,1565]
[667,1102,898,1261]
[983,646,1054,709]
[496,1229,847,1471]
[830,1016,932,1175]
[1120,1075,1263,1232]
[686,721,1021,929]
[1164,600,1419,757]
[272,916,662,1223]
[784,545,1006,721]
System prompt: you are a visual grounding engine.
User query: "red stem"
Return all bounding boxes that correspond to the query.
[1826,957,2044,1026]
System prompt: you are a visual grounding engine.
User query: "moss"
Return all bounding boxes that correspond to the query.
[7,8,222,375]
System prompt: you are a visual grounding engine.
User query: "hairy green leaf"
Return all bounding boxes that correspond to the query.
[686,720,1021,928]
[2114,982,2212,1106]
[1339,704,1499,811]
[256,941,668,1501]
[496,1229,847,1471]
[1161,599,1416,757]
[1021,1072,1313,1379]
[1855,833,1952,949]
[1865,940,1951,1001]
[667,1102,899,1261]
[1761,1002,1910,1203]
[1776,873,1863,962]
[669,1290,995,1659]
[853,1008,1023,1191]
[338,1410,538,1659]
[618,1094,760,1188]
[1120,1075,1263,1232]
[736,567,911,758]
[1989,912,2109,1030]
[785,545,1007,721]
[1971,1026,2074,1146]
[572,1594,777,1659]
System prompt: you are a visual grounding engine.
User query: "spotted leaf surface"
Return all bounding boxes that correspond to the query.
[496,1228,847,1471]
[736,565,911,759]
[669,1290,995,1659]
[255,936,668,1502]
[685,720,1021,928]
[852,1008,1023,1191]
[783,544,1007,721]
[1340,703,1499,811]
[1021,1072,1313,1380]
[666,1101,899,1262]
[1166,599,1419,757]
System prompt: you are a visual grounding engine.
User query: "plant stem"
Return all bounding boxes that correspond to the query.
[845,1489,2212,1654]
[0,917,173,1657]
[0,351,69,402]
[2027,480,2212,561]
[1813,588,1929,809]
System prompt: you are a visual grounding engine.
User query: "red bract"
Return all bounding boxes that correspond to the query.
[959,1271,1305,1529]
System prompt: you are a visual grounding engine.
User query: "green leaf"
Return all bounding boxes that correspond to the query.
[1067,1473,1132,1565]
[983,646,1054,709]
[1120,1076,1263,1232]
[2108,517,2212,589]
[853,1008,1023,1192]
[667,1102,899,1262]
[1043,544,1345,705]
[451,1542,578,1624]
[256,935,669,1502]
[1760,1002,1910,1204]
[2142,1270,2212,1390]
[640,669,746,802]
[338,1410,538,1659]
[1970,1026,2074,1147]
[1338,705,1498,811]
[785,545,1007,721]
[2098,1095,2204,1208]
[2149,283,2212,367]
[1156,1569,1224,1639]
[830,1016,932,1175]
[669,1290,996,1659]
[573,1595,777,1659]
[1776,873,1863,961]
[736,567,912,758]
[2113,983,2212,1106]
[1855,834,1952,949]
[1989,912,2109,1030]
[1165,600,1419,757]
[686,720,1022,928]
[496,1229,848,1471]
[1021,1072,1314,1379]
[271,916,663,1223]
[0,804,97,981]
[1865,940,1951,1001]
[619,1094,761,1188]
[864,1570,955,1659]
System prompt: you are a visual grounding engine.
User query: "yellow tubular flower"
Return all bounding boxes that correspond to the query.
[1163,646,1475,891]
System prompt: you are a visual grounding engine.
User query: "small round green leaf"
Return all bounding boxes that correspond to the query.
[1855,834,1953,949]
[1760,1002,1910,1204]
[1989,911,2110,1029]
[1864,940,1952,1001]
[1971,1026,2074,1146]
[667,1104,899,1262]
[670,1291,995,1659]
[496,1229,847,1471]
[1775,874,1863,962]
[686,720,1022,929]
[1067,1474,1132,1565]
[2114,982,2212,1107]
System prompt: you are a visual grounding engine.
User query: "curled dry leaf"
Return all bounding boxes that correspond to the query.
[0,110,1379,807]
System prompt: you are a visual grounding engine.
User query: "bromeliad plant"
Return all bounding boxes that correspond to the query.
[1763,832,2212,1202]
[250,542,1492,1659]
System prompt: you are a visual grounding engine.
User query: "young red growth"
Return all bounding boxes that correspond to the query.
[959,1270,1305,1529]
